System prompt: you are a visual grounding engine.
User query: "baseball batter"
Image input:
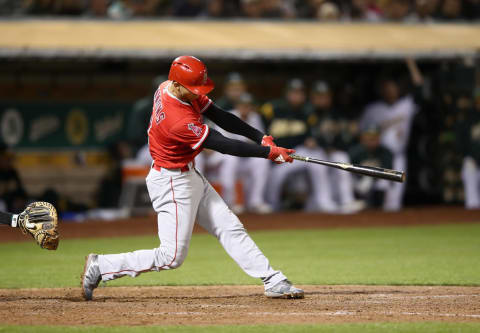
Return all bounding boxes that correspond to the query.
[81,56,304,300]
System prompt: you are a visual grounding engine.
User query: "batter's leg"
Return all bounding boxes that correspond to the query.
[195,173,287,290]
[98,168,203,281]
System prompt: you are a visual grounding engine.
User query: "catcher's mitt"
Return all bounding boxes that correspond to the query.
[18,201,59,250]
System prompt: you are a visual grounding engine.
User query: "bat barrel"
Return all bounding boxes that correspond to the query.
[291,154,406,183]
[350,164,405,183]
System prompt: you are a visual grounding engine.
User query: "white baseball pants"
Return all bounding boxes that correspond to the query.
[218,154,270,208]
[97,164,286,290]
[383,153,406,211]
[327,150,356,207]
[267,146,355,212]
[462,157,480,209]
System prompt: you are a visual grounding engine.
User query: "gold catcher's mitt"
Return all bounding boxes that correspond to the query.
[18,201,59,250]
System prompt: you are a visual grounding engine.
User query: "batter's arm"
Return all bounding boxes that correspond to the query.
[203,128,269,158]
[203,104,264,144]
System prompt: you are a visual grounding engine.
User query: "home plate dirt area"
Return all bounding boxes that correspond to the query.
[0,285,479,326]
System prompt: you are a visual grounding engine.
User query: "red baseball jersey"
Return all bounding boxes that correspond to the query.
[148,81,212,169]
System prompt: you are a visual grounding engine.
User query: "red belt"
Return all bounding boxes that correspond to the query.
[152,161,194,173]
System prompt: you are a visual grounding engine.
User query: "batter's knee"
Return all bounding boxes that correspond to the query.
[155,245,189,269]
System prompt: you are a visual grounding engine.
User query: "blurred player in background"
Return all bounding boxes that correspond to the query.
[262,79,337,212]
[215,93,272,214]
[307,81,364,213]
[359,68,418,211]
[215,72,248,111]
[457,87,480,209]
[195,72,249,175]
[349,125,394,209]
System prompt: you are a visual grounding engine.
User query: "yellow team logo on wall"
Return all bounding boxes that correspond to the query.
[66,109,88,145]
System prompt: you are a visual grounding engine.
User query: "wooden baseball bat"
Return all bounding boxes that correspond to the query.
[290,154,406,183]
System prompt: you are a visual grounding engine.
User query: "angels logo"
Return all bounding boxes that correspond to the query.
[188,123,203,137]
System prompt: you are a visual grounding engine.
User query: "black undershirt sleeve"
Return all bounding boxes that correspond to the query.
[0,211,13,226]
[203,128,270,158]
[203,103,265,144]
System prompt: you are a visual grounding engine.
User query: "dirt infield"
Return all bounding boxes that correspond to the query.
[0,285,479,326]
[1,206,480,243]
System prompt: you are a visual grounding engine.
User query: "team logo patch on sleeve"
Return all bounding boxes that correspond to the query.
[188,123,203,137]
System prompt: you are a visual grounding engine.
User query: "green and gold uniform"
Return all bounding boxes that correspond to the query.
[260,99,313,149]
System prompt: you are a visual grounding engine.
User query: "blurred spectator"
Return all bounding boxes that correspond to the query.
[241,0,293,18]
[359,62,420,211]
[215,93,272,214]
[125,0,166,16]
[21,0,87,15]
[173,0,205,17]
[0,0,24,15]
[463,0,480,20]
[345,0,382,21]
[107,0,167,19]
[90,0,108,16]
[0,144,28,213]
[349,125,394,209]
[307,80,364,213]
[201,0,240,18]
[437,0,463,21]
[3,0,478,19]
[316,1,341,21]
[383,0,411,21]
[241,0,263,18]
[107,0,133,19]
[262,79,337,212]
[457,87,480,209]
[262,0,294,18]
[406,0,439,22]
[216,73,248,111]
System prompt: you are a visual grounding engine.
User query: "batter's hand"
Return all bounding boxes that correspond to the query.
[268,146,295,164]
[261,135,276,148]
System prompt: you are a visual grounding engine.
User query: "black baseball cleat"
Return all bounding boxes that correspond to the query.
[81,253,101,301]
[264,279,305,299]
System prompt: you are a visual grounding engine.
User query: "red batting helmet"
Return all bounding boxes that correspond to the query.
[168,56,214,95]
